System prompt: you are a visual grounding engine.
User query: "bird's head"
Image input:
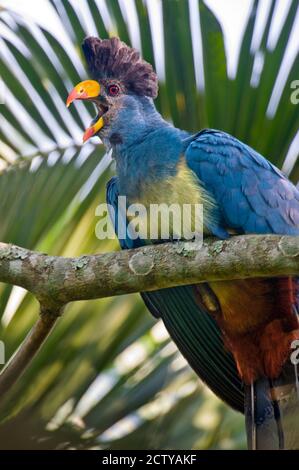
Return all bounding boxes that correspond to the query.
[66,37,158,145]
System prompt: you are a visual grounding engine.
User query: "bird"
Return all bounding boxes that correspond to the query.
[66,36,299,449]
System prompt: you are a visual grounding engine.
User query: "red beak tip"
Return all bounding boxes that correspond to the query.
[66,97,74,108]
[83,127,95,143]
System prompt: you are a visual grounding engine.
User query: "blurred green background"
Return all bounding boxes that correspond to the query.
[0,0,298,450]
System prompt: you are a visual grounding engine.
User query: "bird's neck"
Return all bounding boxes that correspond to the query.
[105,98,189,199]
[105,98,173,149]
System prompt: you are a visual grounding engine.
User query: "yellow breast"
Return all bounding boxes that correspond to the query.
[127,158,216,241]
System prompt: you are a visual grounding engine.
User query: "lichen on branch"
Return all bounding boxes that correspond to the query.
[1,235,299,308]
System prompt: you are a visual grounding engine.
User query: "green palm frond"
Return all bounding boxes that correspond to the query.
[0,0,297,449]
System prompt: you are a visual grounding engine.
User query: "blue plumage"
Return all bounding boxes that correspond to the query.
[107,128,299,448]
[185,129,299,236]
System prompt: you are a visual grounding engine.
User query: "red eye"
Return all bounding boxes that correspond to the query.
[108,84,120,96]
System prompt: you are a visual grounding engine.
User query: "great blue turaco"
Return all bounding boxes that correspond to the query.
[67,36,299,449]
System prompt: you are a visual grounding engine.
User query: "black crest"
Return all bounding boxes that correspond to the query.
[82,37,158,98]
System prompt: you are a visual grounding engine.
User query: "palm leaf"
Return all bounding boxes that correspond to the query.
[0,0,297,449]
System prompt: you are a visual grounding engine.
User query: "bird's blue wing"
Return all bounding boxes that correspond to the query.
[186,130,299,448]
[185,129,299,236]
[106,176,244,412]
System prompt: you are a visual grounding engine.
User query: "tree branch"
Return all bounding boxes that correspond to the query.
[0,307,61,396]
[0,234,299,398]
[1,235,299,307]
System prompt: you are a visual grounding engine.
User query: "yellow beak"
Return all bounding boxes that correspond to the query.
[66,80,104,142]
[83,116,104,143]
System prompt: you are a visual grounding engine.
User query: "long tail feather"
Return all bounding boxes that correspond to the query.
[245,361,299,449]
